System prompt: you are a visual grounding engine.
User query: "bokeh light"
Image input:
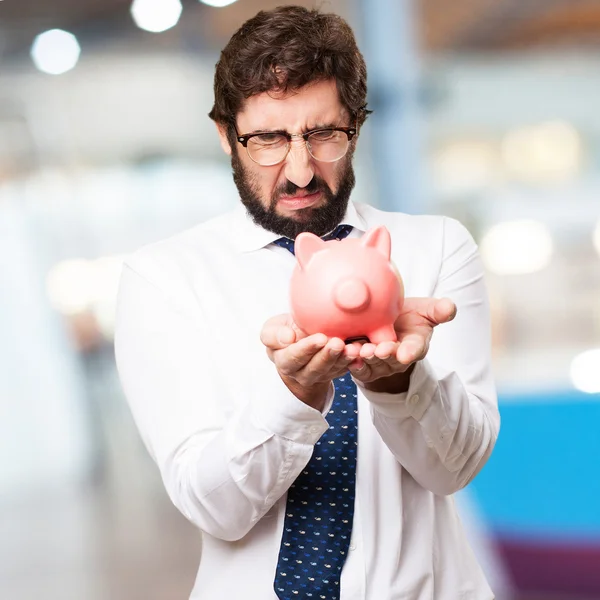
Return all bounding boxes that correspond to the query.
[501,120,582,183]
[480,219,553,275]
[46,255,125,331]
[30,29,81,75]
[570,348,600,393]
[131,0,183,33]
[593,220,600,257]
[199,0,238,7]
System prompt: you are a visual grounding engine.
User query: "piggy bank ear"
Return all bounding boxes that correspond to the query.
[360,226,391,259]
[295,232,326,269]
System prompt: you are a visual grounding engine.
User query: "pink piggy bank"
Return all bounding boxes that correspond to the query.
[289,225,404,343]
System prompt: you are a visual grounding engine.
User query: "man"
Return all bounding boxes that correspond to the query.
[115,6,500,599]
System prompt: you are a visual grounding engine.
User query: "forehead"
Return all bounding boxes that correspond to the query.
[236,79,346,132]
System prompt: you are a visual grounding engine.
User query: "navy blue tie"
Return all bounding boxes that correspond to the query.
[272,224,358,600]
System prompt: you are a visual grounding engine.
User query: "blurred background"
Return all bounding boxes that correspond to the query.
[1,0,599,598]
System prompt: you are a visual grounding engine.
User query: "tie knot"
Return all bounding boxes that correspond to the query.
[273,224,353,255]
[322,223,354,242]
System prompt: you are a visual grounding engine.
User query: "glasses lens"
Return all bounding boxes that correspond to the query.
[307,130,349,162]
[247,133,289,166]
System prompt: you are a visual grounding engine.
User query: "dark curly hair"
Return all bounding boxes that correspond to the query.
[208,5,371,139]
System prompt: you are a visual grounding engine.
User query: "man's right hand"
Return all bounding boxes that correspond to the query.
[260,314,359,411]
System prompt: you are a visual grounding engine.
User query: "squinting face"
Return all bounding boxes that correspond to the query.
[217,79,357,239]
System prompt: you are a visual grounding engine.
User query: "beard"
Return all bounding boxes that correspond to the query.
[231,148,356,239]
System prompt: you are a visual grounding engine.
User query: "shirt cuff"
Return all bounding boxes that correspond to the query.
[251,373,333,444]
[354,359,438,421]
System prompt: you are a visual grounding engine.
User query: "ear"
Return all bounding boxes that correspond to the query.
[215,123,232,156]
[360,226,391,259]
[295,232,326,269]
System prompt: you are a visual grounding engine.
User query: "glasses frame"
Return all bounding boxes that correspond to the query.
[234,121,358,166]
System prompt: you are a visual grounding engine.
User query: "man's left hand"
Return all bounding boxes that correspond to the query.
[347,297,456,393]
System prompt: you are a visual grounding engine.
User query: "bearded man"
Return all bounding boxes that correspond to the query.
[115,6,499,600]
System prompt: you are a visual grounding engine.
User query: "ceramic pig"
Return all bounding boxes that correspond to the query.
[289,225,404,343]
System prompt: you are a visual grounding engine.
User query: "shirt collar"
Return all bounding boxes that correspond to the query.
[231,200,368,253]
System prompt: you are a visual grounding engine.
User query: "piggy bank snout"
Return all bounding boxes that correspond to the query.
[333,277,371,313]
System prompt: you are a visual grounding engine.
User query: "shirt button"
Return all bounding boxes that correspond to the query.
[349,541,356,551]
[409,394,420,405]
[309,426,319,433]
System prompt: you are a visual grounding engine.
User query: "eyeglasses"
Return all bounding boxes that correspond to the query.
[234,124,357,167]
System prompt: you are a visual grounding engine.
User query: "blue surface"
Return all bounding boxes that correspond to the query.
[470,389,600,540]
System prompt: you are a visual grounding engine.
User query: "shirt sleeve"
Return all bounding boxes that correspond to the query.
[357,217,500,496]
[114,263,332,541]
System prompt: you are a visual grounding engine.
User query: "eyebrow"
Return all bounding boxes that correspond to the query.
[247,122,342,135]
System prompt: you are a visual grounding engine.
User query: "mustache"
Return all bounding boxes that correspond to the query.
[271,176,328,207]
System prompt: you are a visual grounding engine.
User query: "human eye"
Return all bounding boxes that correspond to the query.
[251,133,286,147]
[308,129,340,142]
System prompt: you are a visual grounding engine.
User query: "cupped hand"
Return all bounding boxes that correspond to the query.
[260,314,361,409]
[347,297,457,389]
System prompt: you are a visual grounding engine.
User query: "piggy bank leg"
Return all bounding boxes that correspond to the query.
[367,324,397,344]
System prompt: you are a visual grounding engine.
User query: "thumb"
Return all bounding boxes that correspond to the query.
[277,326,296,347]
[260,314,297,349]
[432,297,457,324]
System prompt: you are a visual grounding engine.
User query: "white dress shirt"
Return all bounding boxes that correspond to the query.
[114,200,500,600]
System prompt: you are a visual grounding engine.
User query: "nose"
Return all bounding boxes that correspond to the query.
[333,278,371,313]
[284,139,315,189]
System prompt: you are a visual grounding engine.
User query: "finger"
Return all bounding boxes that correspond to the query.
[328,343,356,370]
[432,297,457,324]
[349,360,370,378]
[322,339,350,374]
[276,333,328,373]
[347,355,365,371]
[343,341,363,359]
[342,341,366,371]
[325,337,346,357]
[359,343,378,361]
[373,341,398,360]
[396,332,428,364]
[334,344,361,375]
[286,336,342,375]
[329,360,356,380]
[260,314,297,349]
[298,339,350,384]
[416,297,457,325]
[400,297,457,326]
[279,326,297,347]
[344,343,362,362]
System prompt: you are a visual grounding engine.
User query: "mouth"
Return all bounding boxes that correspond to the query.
[277,191,321,210]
